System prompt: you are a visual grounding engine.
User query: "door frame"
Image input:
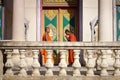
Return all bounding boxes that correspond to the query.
[42,7,79,41]
[36,0,83,41]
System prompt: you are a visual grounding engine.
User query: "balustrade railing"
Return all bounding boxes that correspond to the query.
[1,41,120,77]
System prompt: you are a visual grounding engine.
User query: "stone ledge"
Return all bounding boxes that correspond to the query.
[2,76,120,80]
[0,41,120,49]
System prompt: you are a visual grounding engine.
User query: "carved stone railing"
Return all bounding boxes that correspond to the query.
[1,41,120,77]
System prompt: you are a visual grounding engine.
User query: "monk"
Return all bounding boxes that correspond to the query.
[41,27,52,63]
[65,29,77,65]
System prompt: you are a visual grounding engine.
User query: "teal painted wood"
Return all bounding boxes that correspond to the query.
[0,6,2,40]
[116,6,120,41]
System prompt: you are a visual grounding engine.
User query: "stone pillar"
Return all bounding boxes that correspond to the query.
[12,0,25,41]
[86,50,95,76]
[59,50,67,76]
[114,50,120,76]
[4,50,14,76]
[72,50,81,76]
[12,0,25,68]
[36,0,41,41]
[100,50,108,76]
[99,0,113,41]
[32,50,41,76]
[98,0,114,70]
[18,50,27,76]
[45,50,53,76]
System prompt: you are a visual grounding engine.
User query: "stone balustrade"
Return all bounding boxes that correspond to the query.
[1,41,120,77]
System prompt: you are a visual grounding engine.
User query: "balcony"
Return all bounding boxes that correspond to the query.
[0,41,120,80]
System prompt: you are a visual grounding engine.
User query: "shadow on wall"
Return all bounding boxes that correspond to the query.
[4,0,13,40]
[65,0,86,66]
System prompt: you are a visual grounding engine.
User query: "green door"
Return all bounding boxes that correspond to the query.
[116,6,120,41]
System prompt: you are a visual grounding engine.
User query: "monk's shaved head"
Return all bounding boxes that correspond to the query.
[65,29,70,33]
[65,29,71,35]
[45,27,50,32]
[45,27,50,33]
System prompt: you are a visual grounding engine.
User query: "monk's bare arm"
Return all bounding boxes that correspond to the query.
[65,35,70,41]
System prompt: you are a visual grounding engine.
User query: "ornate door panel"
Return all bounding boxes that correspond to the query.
[59,9,77,41]
[0,6,2,40]
[42,9,58,41]
[42,8,78,41]
[42,8,78,64]
[116,6,120,41]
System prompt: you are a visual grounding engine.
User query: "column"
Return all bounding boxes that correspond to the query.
[36,0,41,41]
[12,0,25,69]
[98,0,114,70]
[99,0,113,41]
[12,0,25,41]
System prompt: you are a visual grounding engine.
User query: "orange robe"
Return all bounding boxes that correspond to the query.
[67,33,77,64]
[41,33,52,63]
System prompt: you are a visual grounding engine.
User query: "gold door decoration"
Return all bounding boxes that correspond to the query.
[42,0,77,6]
[59,9,76,41]
[42,9,58,65]
[59,9,77,64]
[42,8,77,64]
[42,9,58,41]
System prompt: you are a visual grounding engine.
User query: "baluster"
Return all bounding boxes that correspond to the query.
[32,50,41,76]
[114,50,120,76]
[45,50,53,76]
[100,50,108,76]
[72,50,81,76]
[86,50,95,76]
[18,50,27,76]
[5,50,13,76]
[59,50,67,76]
[0,50,3,75]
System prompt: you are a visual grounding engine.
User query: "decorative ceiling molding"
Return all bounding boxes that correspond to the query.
[42,0,77,6]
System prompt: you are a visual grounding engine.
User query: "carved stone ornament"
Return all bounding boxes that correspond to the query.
[42,0,77,6]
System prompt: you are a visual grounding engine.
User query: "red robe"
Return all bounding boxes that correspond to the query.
[41,33,52,63]
[67,33,77,64]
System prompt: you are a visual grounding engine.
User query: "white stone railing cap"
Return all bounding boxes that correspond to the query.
[0,40,120,50]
